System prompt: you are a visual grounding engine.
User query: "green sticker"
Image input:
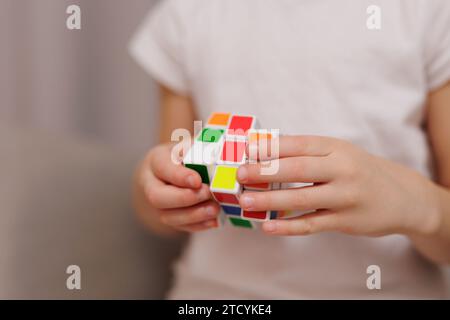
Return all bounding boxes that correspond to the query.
[229,217,253,229]
[197,128,224,143]
[185,164,210,184]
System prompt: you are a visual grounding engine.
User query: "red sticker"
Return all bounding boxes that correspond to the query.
[242,210,268,220]
[221,141,246,162]
[213,192,239,205]
[227,116,253,136]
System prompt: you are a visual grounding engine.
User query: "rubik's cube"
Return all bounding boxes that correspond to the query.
[183,112,279,229]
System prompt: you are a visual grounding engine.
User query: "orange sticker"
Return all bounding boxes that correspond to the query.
[249,132,272,143]
[208,112,231,126]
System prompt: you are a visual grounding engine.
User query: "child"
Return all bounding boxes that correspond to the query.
[130,0,450,299]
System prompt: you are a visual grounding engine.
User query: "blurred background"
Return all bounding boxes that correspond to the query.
[0,0,184,299]
[1,0,158,151]
[0,0,449,299]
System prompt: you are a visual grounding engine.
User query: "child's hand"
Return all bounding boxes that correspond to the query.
[135,143,220,233]
[237,136,442,237]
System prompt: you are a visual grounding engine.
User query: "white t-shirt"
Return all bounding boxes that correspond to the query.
[130,0,450,299]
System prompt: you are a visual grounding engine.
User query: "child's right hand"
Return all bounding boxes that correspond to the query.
[134,143,220,234]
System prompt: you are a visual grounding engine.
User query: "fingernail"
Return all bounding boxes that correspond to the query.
[263,221,277,233]
[186,175,197,188]
[237,166,248,182]
[200,187,211,199]
[205,220,218,228]
[241,195,254,209]
[205,206,216,217]
[195,186,207,201]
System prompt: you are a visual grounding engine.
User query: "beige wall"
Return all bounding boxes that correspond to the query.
[0,0,160,152]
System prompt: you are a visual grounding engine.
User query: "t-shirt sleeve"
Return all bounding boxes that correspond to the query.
[423,0,450,91]
[129,0,189,95]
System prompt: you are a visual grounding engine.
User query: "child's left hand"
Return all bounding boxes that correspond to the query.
[237,136,442,237]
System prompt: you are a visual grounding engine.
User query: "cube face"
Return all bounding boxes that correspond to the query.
[185,164,210,184]
[219,140,246,164]
[213,192,239,205]
[182,112,282,230]
[229,217,253,229]
[207,112,231,127]
[211,166,238,190]
[197,128,224,143]
[227,115,255,137]
[222,205,241,216]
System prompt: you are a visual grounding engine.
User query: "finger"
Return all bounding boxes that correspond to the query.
[146,183,212,209]
[262,210,339,235]
[177,219,219,232]
[252,135,337,161]
[239,185,341,212]
[160,200,220,226]
[237,156,335,184]
[151,146,202,189]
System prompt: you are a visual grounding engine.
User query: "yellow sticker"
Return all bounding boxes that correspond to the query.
[212,166,238,190]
